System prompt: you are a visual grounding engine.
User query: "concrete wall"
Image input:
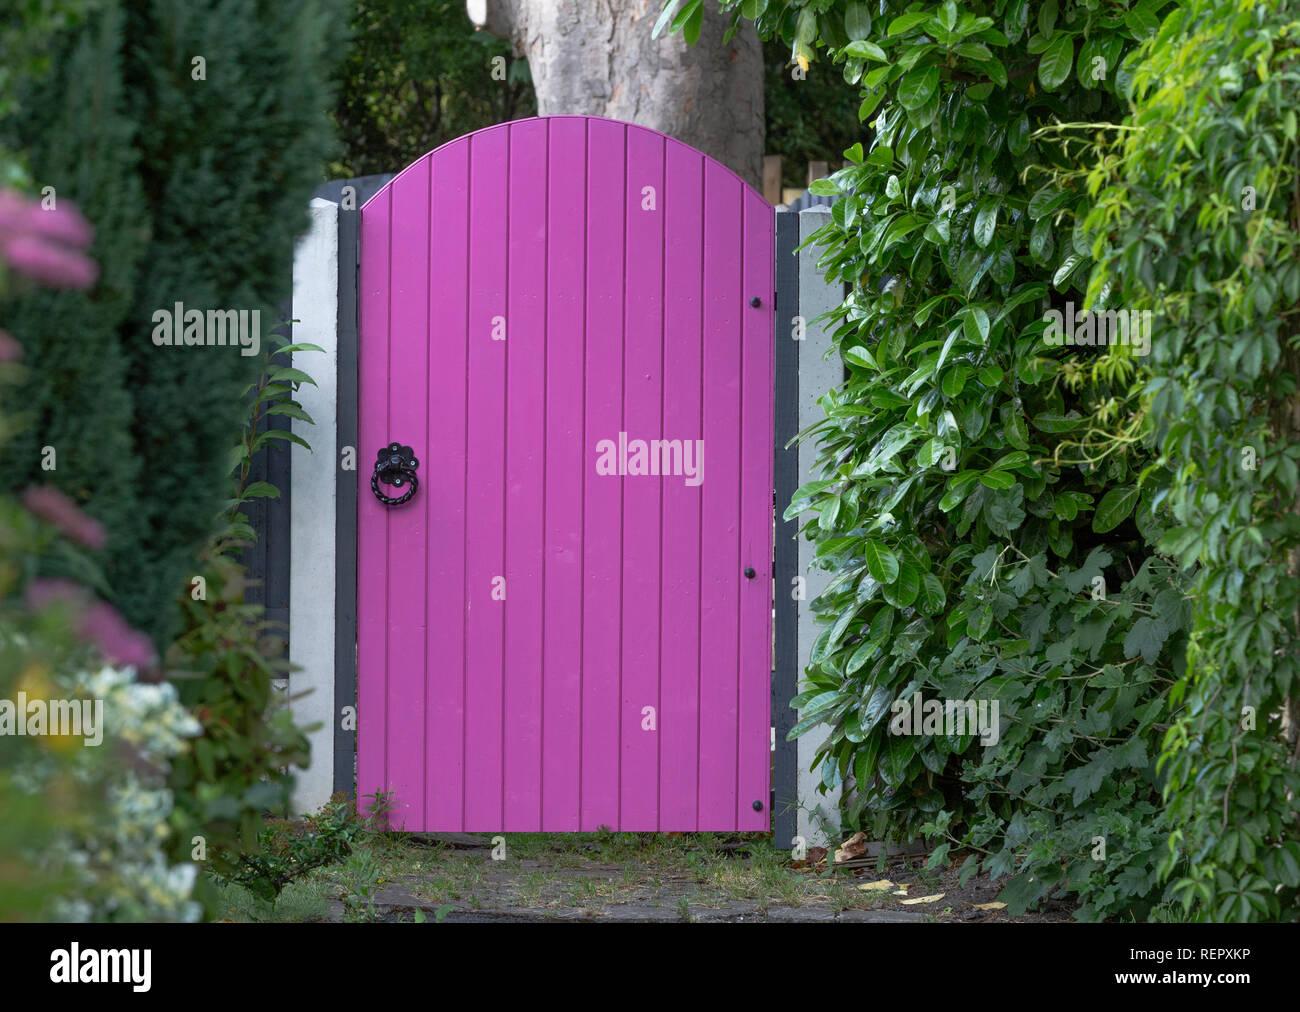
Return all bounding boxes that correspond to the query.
[289,197,339,815]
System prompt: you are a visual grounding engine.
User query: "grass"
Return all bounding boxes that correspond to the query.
[364,830,902,916]
[209,812,959,922]
[214,880,332,923]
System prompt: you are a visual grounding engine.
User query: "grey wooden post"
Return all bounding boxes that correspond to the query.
[773,208,800,851]
[795,205,843,847]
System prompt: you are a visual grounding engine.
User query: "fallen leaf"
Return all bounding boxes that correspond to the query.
[856,879,894,892]
[834,831,869,863]
[900,893,945,905]
[892,889,909,897]
[973,901,1006,910]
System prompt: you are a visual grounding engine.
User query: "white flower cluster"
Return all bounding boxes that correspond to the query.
[76,665,200,759]
[41,665,204,922]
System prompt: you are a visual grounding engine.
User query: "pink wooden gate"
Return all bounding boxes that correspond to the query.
[356,115,773,832]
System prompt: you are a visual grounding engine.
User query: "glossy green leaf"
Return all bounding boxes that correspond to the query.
[898,64,939,110]
[1038,34,1074,90]
[863,540,901,584]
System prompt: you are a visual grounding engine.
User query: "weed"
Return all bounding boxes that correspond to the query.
[340,849,383,921]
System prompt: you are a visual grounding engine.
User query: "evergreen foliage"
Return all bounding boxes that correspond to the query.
[665,0,1300,920]
[1,0,349,648]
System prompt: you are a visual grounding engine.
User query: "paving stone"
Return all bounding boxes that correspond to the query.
[765,906,838,922]
[439,910,538,923]
[691,903,764,922]
[835,907,927,923]
[541,904,658,921]
[371,886,432,912]
[450,905,608,922]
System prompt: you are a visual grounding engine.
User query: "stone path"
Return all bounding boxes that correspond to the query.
[297,832,1066,923]
[343,881,927,923]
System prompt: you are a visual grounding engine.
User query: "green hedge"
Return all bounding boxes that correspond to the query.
[1,0,349,649]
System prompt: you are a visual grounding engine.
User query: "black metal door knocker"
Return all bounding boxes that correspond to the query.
[371,442,419,506]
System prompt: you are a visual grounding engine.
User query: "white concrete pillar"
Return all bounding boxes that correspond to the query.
[289,197,339,815]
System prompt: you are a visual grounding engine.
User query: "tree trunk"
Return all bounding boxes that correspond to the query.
[469,0,764,190]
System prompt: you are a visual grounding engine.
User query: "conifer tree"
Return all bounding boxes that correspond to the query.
[1,0,349,646]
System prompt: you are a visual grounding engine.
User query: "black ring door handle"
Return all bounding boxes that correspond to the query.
[371,442,419,506]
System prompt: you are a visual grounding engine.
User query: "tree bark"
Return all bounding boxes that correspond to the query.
[469,0,764,190]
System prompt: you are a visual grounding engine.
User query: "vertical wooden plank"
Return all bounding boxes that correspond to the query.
[659,141,704,830]
[772,208,801,848]
[426,141,470,830]
[737,189,773,830]
[504,120,548,830]
[542,118,587,831]
[356,187,392,817]
[619,127,665,829]
[698,163,744,829]
[382,161,431,831]
[581,118,626,830]
[464,125,509,830]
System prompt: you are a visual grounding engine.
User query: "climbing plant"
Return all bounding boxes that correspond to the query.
[666,0,1300,921]
[1079,0,1300,921]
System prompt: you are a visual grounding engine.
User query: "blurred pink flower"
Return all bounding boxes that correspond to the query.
[3,235,98,288]
[0,329,22,362]
[26,578,85,611]
[21,485,107,550]
[0,189,98,289]
[77,601,158,670]
[26,578,157,670]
